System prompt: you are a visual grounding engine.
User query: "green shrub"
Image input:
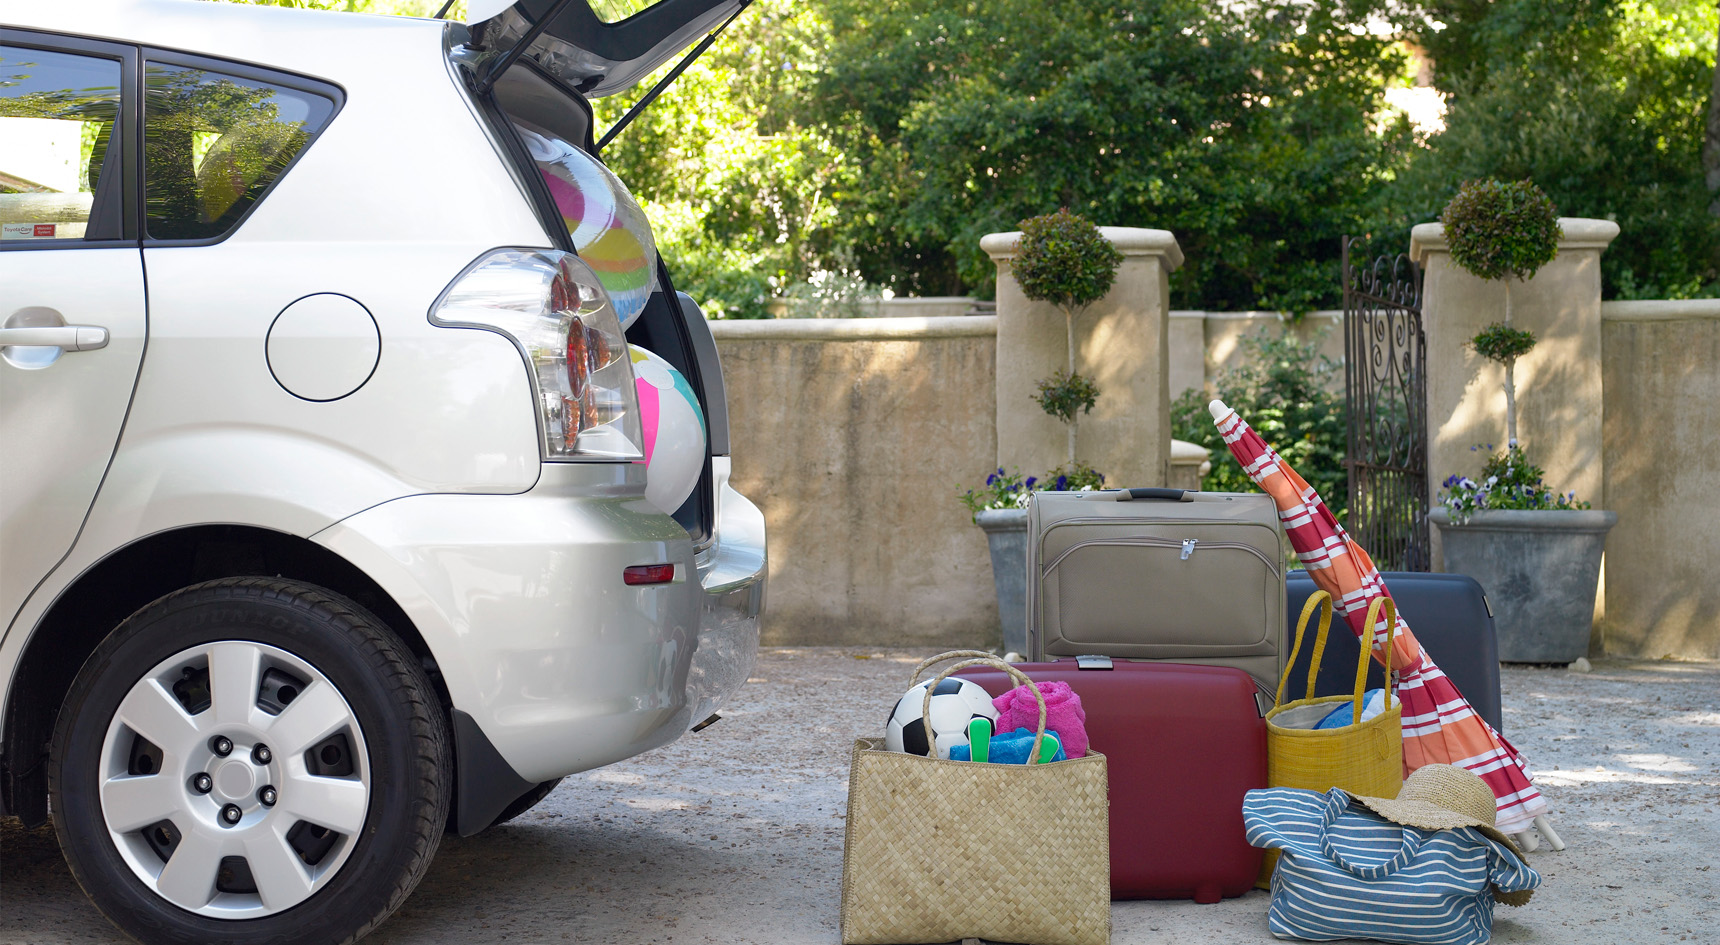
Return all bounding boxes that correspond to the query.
[1013,209,1123,312]
[1171,331,1348,523]
[1469,323,1537,363]
[1441,179,1563,283]
[1034,371,1099,424]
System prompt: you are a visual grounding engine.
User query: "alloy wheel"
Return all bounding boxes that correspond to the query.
[97,640,370,918]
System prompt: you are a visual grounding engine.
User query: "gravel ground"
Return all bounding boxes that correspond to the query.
[3,651,1716,945]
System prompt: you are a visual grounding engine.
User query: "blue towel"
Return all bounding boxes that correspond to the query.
[949,727,1067,764]
[1315,688,1388,729]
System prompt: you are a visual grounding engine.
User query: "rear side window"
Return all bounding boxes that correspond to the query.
[0,45,122,243]
[143,61,336,241]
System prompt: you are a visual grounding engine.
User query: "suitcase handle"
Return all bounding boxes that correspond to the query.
[1115,488,1191,502]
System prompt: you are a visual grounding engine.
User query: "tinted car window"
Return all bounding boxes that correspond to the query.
[587,0,662,21]
[143,62,334,241]
[0,46,121,243]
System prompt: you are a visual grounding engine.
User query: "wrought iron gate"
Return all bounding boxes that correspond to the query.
[1342,236,1430,571]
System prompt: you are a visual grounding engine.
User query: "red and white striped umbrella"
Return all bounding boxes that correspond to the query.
[1210,400,1549,836]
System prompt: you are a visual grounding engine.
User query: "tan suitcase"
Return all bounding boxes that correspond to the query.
[1026,487,1287,694]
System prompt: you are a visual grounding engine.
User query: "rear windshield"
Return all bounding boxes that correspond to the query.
[143,62,336,241]
[588,0,661,21]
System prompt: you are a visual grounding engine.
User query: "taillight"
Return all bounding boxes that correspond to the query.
[622,563,675,585]
[431,249,643,460]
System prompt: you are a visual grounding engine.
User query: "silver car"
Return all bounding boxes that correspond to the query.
[0,0,763,941]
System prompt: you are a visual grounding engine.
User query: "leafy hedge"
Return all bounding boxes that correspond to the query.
[1171,331,1349,524]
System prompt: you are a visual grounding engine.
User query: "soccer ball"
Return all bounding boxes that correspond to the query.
[884,677,999,759]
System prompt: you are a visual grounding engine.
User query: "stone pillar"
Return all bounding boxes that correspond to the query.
[981,227,1184,487]
[1411,218,1619,570]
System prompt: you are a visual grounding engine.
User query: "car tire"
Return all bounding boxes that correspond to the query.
[49,577,449,945]
[486,778,563,830]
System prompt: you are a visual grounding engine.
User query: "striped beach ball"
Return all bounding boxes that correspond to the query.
[629,346,706,513]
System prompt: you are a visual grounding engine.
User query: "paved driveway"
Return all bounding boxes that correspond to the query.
[3,650,1716,943]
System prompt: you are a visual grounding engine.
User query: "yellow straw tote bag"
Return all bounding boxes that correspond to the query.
[840,651,1111,945]
[1258,593,1404,886]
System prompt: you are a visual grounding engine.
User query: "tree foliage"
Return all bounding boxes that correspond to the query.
[1469,323,1537,365]
[1171,331,1348,523]
[807,0,1411,311]
[203,0,1720,307]
[1034,370,1099,424]
[594,1,836,317]
[1397,0,1719,299]
[1013,209,1123,311]
[1441,178,1562,283]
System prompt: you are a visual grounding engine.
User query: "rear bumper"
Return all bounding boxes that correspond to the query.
[313,460,765,794]
[683,456,766,724]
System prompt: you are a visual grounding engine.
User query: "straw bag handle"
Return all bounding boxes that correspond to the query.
[1361,597,1397,718]
[1277,591,1336,707]
[1274,594,1398,722]
[910,650,998,683]
[914,652,1053,765]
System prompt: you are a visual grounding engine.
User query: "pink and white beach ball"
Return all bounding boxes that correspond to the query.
[629,346,706,513]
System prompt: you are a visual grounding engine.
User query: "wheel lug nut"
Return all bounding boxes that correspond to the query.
[220,804,243,826]
[190,773,213,794]
[258,785,277,807]
[252,744,272,765]
[210,735,233,757]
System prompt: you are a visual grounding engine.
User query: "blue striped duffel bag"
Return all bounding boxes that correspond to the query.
[1242,771,1540,945]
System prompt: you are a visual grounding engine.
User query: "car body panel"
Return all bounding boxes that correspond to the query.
[315,462,710,782]
[0,249,147,627]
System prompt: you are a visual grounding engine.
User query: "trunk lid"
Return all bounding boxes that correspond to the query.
[465,0,743,97]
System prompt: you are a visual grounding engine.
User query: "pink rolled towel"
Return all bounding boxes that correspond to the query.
[992,680,1088,758]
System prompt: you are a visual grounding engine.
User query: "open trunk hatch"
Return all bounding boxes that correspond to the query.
[466,0,743,97]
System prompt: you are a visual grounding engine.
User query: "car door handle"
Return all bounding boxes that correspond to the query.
[0,325,109,351]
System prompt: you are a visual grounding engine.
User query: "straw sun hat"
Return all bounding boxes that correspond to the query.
[1351,764,1535,907]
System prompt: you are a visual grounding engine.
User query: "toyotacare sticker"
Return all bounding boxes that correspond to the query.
[1,223,58,240]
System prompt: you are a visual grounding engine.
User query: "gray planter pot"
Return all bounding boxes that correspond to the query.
[1429,507,1617,663]
[975,508,1029,655]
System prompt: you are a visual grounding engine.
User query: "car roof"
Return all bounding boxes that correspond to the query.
[2,0,446,84]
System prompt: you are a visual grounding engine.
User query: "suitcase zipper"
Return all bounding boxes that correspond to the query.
[1042,536,1280,575]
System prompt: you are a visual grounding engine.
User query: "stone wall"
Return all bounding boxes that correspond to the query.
[709,285,1720,659]
[712,316,1002,648]
[1599,299,1720,659]
[1172,310,1347,399]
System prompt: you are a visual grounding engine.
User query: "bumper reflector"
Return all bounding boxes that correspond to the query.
[623,563,675,586]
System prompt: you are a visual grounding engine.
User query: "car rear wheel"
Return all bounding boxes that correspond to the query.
[50,578,448,945]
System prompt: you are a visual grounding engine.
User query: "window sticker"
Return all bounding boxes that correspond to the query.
[2,222,58,239]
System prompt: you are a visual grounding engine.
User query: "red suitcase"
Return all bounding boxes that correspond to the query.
[956,658,1266,903]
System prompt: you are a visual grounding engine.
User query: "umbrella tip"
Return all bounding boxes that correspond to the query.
[1208,399,1231,423]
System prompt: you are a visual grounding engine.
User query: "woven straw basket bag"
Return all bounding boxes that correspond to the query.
[1258,594,1405,886]
[840,651,1111,945]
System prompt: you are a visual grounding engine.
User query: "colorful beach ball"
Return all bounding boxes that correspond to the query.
[630,346,706,513]
[513,122,659,329]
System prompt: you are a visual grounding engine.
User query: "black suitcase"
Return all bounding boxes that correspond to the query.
[1284,571,1503,733]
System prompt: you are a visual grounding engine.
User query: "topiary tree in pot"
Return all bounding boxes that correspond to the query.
[1441,179,1562,450]
[1432,179,1615,664]
[1012,209,1124,465]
